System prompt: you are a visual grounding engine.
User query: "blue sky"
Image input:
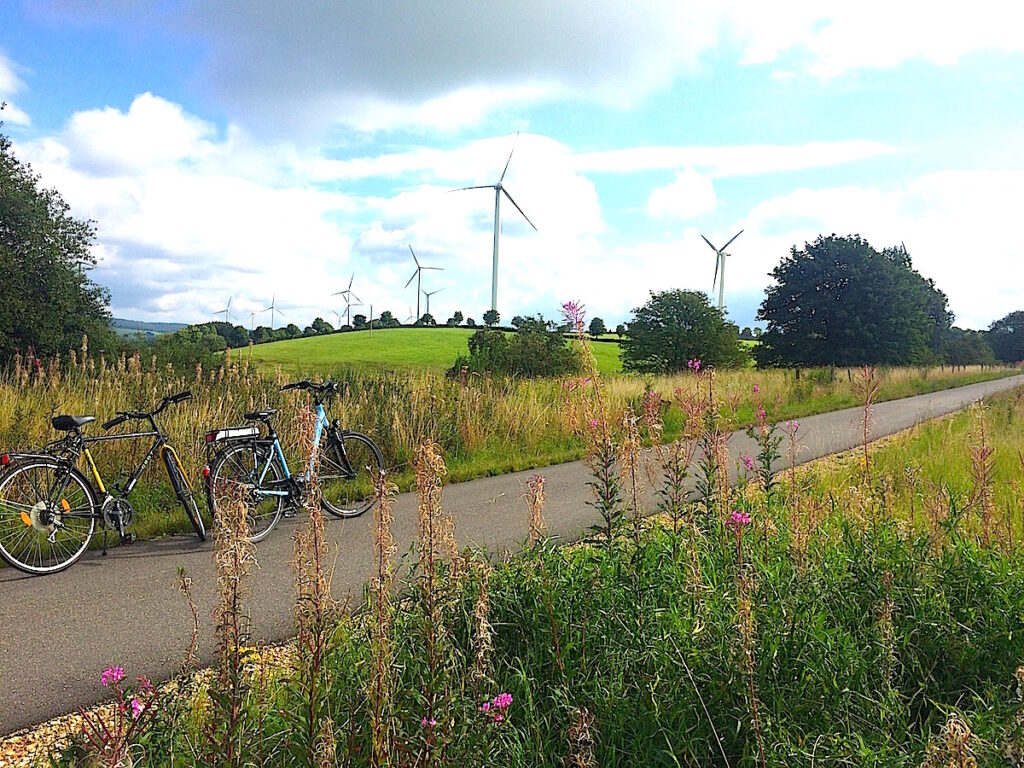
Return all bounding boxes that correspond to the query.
[2,2,1022,330]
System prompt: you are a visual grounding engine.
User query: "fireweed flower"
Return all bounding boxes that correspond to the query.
[687,358,702,372]
[561,300,586,330]
[741,454,755,472]
[729,510,751,529]
[131,698,144,719]
[101,666,125,687]
[421,717,437,727]
[753,384,760,394]
[787,420,799,433]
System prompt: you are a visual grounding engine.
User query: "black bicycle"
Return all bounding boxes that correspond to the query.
[0,391,205,575]
[204,379,383,542]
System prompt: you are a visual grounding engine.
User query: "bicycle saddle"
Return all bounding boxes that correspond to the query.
[52,415,95,431]
[244,409,277,420]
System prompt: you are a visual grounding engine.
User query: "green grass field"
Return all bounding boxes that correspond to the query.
[243,327,624,375]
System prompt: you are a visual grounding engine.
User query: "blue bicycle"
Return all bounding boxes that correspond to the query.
[203,379,383,542]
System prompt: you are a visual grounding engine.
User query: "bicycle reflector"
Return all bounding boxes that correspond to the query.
[0,453,9,466]
[202,466,211,478]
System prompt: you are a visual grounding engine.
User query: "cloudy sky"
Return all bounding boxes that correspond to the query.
[2,2,1022,330]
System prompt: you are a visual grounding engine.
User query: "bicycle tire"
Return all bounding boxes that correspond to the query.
[162,448,206,541]
[208,443,285,543]
[320,431,383,519]
[0,457,97,575]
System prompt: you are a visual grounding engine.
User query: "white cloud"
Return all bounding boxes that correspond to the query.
[648,169,716,220]
[0,51,30,125]
[63,93,216,174]
[575,140,898,177]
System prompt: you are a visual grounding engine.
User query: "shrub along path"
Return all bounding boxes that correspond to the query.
[1,373,1021,736]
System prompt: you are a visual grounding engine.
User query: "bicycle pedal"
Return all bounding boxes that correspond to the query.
[120,532,137,546]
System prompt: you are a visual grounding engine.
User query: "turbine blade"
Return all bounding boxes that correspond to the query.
[502,188,538,231]
[409,244,420,268]
[449,185,493,192]
[422,265,444,271]
[276,308,286,317]
[712,254,720,291]
[701,234,718,252]
[348,273,354,290]
[404,271,418,289]
[722,229,744,251]
[499,131,519,183]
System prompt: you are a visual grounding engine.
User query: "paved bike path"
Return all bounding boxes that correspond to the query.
[1,374,1021,735]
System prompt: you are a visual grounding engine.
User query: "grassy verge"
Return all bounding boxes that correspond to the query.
[46,386,1024,767]
[0,350,1017,544]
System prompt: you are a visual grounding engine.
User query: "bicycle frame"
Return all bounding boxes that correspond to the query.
[81,429,186,498]
[248,403,352,499]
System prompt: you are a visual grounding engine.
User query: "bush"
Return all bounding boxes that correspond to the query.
[451,316,580,378]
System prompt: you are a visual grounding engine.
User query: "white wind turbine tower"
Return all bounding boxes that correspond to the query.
[331,310,344,328]
[451,133,538,314]
[263,295,285,330]
[422,287,443,317]
[404,246,443,321]
[404,306,416,325]
[214,297,235,324]
[332,273,363,327]
[700,229,744,311]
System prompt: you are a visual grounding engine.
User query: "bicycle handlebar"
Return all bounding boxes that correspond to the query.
[280,380,339,401]
[102,391,192,430]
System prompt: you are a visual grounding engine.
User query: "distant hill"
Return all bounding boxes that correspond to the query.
[110,318,188,337]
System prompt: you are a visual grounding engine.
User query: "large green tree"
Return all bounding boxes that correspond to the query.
[987,311,1024,363]
[621,289,746,373]
[1,122,112,361]
[756,235,951,367]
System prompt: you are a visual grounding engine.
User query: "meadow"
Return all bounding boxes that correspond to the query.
[243,327,625,374]
[44,365,1024,767]
[0,341,1015,541]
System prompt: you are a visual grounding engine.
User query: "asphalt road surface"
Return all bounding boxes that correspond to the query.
[2,374,1021,735]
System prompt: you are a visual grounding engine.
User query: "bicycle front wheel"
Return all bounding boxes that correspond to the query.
[320,431,383,519]
[208,443,285,543]
[0,458,97,575]
[163,448,205,541]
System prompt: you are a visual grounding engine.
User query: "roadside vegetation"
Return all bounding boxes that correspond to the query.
[0,339,1015,543]
[42,322,1024,767]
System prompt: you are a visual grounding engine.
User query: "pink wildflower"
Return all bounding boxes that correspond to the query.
[101,666,125,687]
[787,420,799,433]
[729,510,751,529]
[422,716,437,727]
[589,418,600,429]
[561,300,586,329]
[753,384,760,394]
[131,698,144,719]
[741,454,755,472]
[687,358,702,372]
[481,702,490,712]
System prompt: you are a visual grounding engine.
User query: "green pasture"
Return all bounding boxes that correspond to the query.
[241,327,624,375]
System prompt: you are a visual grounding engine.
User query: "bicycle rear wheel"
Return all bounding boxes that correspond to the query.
[320,431,383,519]
[208,443,285,543]
[0,458,97,575]
[162,448,205,541]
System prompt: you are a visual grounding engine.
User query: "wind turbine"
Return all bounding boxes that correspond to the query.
[331,310,344,328]
[332,273,363,326]
[214,297,235,324]
[451,132,538,314]
[263,295,285,330]
[700,229,744,311]
[404,306,415,325]
[422,287,444,317]
[404,246,443,321]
